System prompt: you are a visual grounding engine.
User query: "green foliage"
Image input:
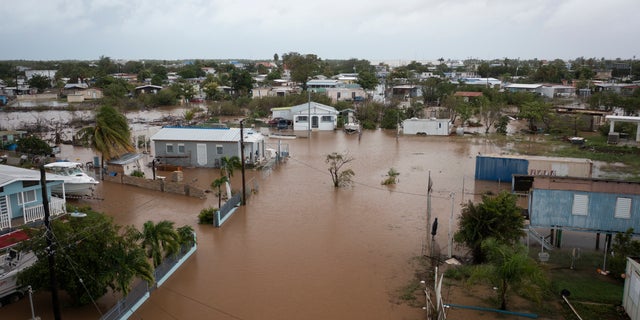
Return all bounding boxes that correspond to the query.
[454,192,525,264]
[468,238,548,310]
[598,121,637,137]
[76,105,134,161]
[16,135,52,156]
[495,115,510,134]
[141,220,180,267]
[380,108,400,129]
[177,225,196,248]
[282,52,323,89]
[381,168,400,185]
[610,228,640,280]
[198,207,216,224]
[326,151,355,188]
[18,208,154,305]
[131,170,145,177]
[27,74,51,93]
[211,176,229,209]
[356,69,378,91]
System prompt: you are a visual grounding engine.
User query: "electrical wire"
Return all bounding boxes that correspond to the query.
[159,285,246,320]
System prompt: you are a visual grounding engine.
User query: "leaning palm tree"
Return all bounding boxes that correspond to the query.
[141,220,180,267]
[211,176,229,209]
[76,105,134,172]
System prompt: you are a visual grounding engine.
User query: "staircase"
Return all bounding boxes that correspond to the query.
[527,227,554,251]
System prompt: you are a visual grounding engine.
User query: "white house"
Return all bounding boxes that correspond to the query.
[290,102,338,131]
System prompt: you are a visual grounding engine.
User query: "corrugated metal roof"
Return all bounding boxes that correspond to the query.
[0,164,64,188]
[150,127,264,143]
[108,153,144,165]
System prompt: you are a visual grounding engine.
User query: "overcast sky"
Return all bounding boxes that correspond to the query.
[2,0,639,62]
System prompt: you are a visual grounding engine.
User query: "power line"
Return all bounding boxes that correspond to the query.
[159,285,246,320]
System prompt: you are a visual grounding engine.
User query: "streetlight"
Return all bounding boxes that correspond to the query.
[39,165,61,320]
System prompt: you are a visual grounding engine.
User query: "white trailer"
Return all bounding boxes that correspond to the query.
[0,249,36,307]
[402,118,452,136]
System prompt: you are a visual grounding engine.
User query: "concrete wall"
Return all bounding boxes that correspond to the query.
[103,174,207,199]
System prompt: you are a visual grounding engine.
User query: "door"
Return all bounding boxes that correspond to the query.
[312,116,319,129]
[0,195,11,230]
[196,144,207,166]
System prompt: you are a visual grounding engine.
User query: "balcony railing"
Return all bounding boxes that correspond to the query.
[23,196,66,224]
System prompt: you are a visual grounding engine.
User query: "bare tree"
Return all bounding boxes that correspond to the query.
[326,151,355,188]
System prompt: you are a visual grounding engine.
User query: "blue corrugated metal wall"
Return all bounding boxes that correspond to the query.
[530,189,640,233]
[474,156,529,182]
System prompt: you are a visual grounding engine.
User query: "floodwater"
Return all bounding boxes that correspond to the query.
[1,108,596,319]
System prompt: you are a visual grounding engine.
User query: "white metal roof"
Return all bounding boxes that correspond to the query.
[0,164,64,188]
[505,83,542,89]
[150,127,264,143]
[290,102,338,115]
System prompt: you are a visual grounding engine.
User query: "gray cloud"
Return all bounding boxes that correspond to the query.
[1,0,638,61]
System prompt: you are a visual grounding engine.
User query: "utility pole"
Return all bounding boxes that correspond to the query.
[239,120,246,205]
[40,166,62,320]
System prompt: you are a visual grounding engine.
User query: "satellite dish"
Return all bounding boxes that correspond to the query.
[70,211,87,218]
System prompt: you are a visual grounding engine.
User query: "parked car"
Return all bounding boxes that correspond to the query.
[268,117,292,127]
[277,119,290,130]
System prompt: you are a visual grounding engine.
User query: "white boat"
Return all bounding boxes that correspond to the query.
[268,133,297,140]
[343,111,361,134]
[44,162,99,197]
[0,231,36,306]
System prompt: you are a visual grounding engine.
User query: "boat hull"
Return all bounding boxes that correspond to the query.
[50,182,98,197]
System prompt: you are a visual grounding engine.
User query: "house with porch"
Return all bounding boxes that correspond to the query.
[150,127,267,168]
[290,102,338,131]
[0,165,67,232]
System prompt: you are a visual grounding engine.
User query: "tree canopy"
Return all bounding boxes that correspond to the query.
[454,192,525,264]
[76,105,134,163]
[18,208,154,305]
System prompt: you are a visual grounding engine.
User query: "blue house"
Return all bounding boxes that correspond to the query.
[0,165,67,232]
[529,176,640,235]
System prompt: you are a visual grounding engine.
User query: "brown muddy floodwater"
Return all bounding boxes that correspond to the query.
[2,122,595,320]
[5,127,502,320]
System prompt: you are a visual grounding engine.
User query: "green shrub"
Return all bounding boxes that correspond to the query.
[131,170,145,178]
[198,207,217,224]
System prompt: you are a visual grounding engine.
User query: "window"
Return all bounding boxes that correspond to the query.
[571,194,589,216]
[166,144,174,153]
[297,116,308,122]
[615,197,632,219]
[216,145,223,155]
[321,116,333,122]
[18,190,37,205]
[178,144,185,154]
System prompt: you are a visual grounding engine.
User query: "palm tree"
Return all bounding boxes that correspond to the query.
[177,225,196,250]
[111,236,155,294]
[76,105,134,172]
[219,156,241,197]
[140,220,180,267]
[211,176,229,209]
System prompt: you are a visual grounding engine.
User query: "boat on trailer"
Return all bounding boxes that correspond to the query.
[44,161,99,197]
